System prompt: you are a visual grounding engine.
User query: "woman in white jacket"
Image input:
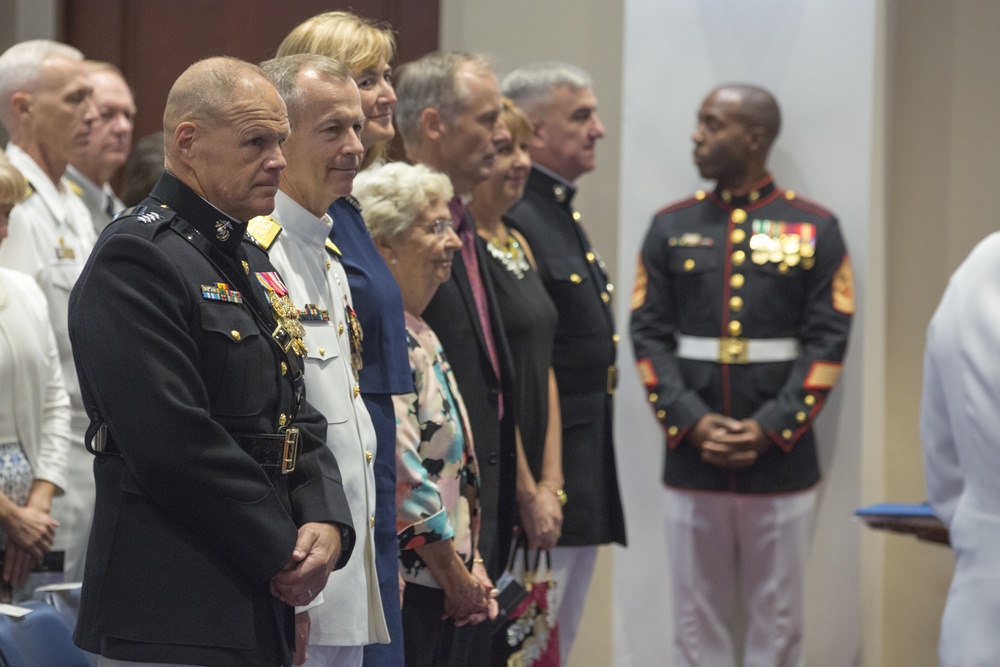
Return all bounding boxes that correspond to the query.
[0,152,70,598]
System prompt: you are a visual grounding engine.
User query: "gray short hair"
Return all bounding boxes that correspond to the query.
[352,161,454,241]
[0,40,84,130]
[394,51,494,150]
[259,54,353,124]
[501,61,593,117]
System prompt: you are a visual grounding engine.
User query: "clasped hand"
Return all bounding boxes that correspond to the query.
[270,522,342,607]
[692,414,771,469]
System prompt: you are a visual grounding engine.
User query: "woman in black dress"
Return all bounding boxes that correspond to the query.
[469,99,565,552]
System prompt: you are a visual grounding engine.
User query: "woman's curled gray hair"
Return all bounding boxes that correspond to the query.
[353,162,454,241]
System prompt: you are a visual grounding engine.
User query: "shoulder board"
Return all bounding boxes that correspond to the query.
[66,179,84,197]
[113,204,175,225]
[246,215,282,250]
[781,190,833,218]
[325,239,342,257]
[656,191,706,216]
[23,178,34,198]
[343,195,362,213]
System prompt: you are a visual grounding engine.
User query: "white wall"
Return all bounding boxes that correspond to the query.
[614,1,877,664]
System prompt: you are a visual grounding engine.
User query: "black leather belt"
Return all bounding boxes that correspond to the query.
[232,428,300,474]
[88,422,300,475]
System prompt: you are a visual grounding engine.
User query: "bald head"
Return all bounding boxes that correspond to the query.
[163,57,289,221]
[713,84,781,146]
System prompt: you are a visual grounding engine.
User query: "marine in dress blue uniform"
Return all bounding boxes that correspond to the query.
[630,85,853,667]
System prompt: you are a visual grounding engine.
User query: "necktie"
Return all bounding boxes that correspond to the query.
[450,197,503,419]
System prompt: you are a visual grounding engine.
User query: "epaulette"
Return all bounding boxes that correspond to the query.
[343,195,362,213]
[113,204,174,225]
[66,179,84,197]
[23,178,34,198]
[325,238,342,257]
[246,215,282,250]
[782,190,833,218]
[656,190,707,216]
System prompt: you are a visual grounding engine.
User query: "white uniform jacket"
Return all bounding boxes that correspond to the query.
[65,165,125,235]
[0,267,70,492]
[920,231,1000,667]
[257,190,388,648]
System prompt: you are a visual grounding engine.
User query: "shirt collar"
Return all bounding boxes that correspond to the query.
[272,190,334,250]
[65,165,108,211]
[149,171,246,256]
[5,142,72,224]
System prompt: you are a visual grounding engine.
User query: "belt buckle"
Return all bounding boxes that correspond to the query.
[718,337,749,364]
[606,365,618,395]
[281,427,299,474]
[272,325,293,353]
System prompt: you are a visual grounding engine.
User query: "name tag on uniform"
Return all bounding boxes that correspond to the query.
[55,237,75,260]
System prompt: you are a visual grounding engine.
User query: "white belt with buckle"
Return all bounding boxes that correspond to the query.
[676,335,800,364]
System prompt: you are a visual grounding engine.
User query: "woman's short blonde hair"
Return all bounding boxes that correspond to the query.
[0,152,27,207]
[277,11,397,169]
[352,162,454,241]
[502,97,532,147]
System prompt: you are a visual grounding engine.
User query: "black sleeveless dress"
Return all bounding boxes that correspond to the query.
[481,227,558,477]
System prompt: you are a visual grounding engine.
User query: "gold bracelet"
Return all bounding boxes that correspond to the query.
[538,481,568,506]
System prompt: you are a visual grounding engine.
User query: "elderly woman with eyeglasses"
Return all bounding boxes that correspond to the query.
[353,161,497,666]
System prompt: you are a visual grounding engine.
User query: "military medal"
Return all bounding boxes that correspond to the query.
[751,220,817,269]
[344,299,364,374]
[201,282,243,303]
[298,304,330,322]
[55,237,75,260]
[255,272,307,356]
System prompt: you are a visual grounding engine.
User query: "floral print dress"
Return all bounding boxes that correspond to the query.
[395,312,481,588]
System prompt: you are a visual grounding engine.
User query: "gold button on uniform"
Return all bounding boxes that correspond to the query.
[796,411,808,423]
[683,259,695,271]
[318,347,326,357]
[242,260,250,274]
[354,385,360,398]
[785,190,796,200]
[281,361,288,376]
[731,209,747,224]
[649,393,658,403]
[804,395,816,406]
[695,190,706,201]
[601,292,610,303]
[749,190,760,203]
[730,274,745,289]
[730,229,746,244]
[728,320,742,336]
[730,296,744,311]
[657,409,666,420]
[570,273,582,284]
[732,250,746,265]
[365,450,373,463]
[782,429,793,439]
[279,414,287,427]
[586,251,596,263]
[338,323,345,335]
[230,330,241,341]
[612,334,621,346]
[573,211,582,222]
[667,425,678,436]
[370,515,375,528]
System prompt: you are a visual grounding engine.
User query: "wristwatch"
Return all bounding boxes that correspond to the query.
[538,481,568,506]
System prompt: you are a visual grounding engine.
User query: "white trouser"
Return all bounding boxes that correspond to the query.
[302,644,363,667]
[50,429,96,582]
[549,545,598,665]
[663,486,817,667]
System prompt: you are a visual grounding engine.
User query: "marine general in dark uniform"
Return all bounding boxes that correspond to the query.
[630,84,854,667]
[68,57,354,667]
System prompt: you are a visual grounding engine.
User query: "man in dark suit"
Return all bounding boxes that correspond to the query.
[68,56,354,667]
[394,51,515,664]
[502,61,627,664]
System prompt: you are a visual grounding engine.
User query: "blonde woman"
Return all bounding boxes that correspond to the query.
[278,13,411,666]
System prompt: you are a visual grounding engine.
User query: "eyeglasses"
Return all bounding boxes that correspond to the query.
[421,217,455,235]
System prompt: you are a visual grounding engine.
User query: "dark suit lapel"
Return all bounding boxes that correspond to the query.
[449,247,494,378]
